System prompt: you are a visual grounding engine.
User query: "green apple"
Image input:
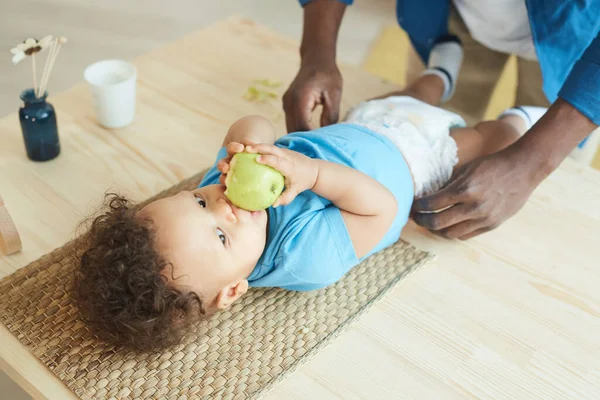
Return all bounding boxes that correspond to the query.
[224,152,285,211]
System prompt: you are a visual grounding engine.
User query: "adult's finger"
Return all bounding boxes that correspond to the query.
[320,89,341,127]
[412,203,476,231]
[458,226,493,241]
[285,90,315,133]
[437,218,486,239]
[412,179,467,213]
[284,106,297,134]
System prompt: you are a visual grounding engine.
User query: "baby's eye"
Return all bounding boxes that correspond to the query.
[216,228,227,246]
[195,195,206,208]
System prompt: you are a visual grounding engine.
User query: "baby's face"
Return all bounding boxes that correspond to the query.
[138,184,268,306]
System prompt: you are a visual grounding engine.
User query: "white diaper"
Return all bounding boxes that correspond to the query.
[344,96,466,197]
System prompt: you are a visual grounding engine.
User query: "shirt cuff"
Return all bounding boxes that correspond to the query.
[558,35,600,126]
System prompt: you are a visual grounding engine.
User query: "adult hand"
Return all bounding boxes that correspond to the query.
[283,61,342,133]
[411,99,598,240]
[411,147,539,240]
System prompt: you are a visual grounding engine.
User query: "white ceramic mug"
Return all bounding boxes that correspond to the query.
[84,60,137,128]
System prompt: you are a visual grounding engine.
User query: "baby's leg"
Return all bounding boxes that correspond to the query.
[451,114,526,169]
[374,72,449,107]
[397,74,446,107]
[375,36,463,106]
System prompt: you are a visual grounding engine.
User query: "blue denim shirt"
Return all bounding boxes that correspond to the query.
[300,0,600,125]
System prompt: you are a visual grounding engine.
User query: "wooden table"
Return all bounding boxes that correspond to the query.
[1,17,599,400]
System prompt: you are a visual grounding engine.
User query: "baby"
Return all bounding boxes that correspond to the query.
[74,39,545,350]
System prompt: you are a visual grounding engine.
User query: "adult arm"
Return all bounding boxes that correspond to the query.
[283,0,348,132]
[412,32,600,239]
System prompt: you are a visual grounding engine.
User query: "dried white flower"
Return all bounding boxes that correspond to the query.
[10,36,53,64]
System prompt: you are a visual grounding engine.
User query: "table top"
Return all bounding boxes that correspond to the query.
[1,16,599,400]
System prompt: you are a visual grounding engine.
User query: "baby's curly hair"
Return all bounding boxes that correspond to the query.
[73,193,203,351]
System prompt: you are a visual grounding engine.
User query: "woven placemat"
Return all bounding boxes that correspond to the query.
[0,171,433,400]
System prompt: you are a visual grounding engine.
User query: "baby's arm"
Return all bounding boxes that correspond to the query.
[222,115,276,147]
[244,144,398,259]
[311,160,398,258]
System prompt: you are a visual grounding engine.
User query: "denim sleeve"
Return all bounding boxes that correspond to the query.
[299,0,353,6]
[559,31,600,125]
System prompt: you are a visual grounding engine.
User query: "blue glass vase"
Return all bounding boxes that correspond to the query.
[19,89,61,162]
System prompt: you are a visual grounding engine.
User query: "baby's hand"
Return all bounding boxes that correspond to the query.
[217,140,256,185]
[245,143,319,207]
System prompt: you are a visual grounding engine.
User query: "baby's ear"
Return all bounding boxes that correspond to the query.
[215,280,249,310]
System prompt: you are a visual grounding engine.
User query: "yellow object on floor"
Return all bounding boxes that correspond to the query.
[363,24,600,169]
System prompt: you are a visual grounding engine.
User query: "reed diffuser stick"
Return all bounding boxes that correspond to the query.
[38,39,59,97]
[38,39,58,97]
[39,37,66,96]
[31,54,37,96]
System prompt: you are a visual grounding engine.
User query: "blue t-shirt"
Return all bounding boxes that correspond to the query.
[199,123,414,291]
